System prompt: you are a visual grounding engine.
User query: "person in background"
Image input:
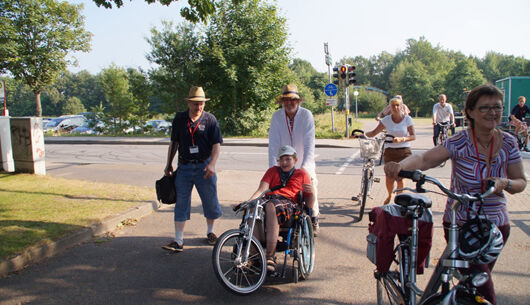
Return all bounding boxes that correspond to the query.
[366,96,416,204]
[375,95,411,121]
[509,96,530,151]
[268,84,320,236]
[432,94,456,145]
[384,84,526,305]
[162,86,223,253]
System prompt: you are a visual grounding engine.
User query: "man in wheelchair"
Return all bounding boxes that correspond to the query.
[247,145,315,273]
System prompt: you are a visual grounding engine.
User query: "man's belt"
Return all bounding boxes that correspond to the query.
[178,157,206,164]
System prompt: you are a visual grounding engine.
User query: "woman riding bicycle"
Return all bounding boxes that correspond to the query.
[366,96,416,204]
[246,145,315,273]
[384,84,527,305]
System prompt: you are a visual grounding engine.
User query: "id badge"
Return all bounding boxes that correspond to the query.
[190,145,199,154]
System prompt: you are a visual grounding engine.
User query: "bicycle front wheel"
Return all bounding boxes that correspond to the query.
[212,229,267,295]
[438,132,447,167]
[359,167,372,221]
[376,271,405,305]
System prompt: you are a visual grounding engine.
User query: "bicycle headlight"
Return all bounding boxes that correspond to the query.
[471,272,489,287]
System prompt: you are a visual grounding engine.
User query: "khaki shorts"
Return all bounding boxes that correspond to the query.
[384,147,412,164]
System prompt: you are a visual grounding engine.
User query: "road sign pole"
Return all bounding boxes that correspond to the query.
[324,43,335,132]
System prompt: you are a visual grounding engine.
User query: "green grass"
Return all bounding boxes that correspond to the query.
[0,173,154,259]
[314,111,363,138]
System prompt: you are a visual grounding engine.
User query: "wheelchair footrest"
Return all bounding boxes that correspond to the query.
[373,178,380,183]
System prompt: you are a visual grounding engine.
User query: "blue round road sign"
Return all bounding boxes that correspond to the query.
[325,83,338,97]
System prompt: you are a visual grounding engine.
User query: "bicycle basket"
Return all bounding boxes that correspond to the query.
[359,138,381,159]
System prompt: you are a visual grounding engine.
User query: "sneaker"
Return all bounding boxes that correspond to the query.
[162,241,183,252]
[207,232,217,245]
[312,218,320,237]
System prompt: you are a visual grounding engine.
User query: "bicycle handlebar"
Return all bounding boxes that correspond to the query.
[397,170,495,204]
[351,129,395,143]
[232,185,283,212]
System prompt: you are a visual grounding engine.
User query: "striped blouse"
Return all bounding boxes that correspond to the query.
[442,129,521,226]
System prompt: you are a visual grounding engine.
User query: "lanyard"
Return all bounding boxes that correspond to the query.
[471,129,494,192]
[187,118,200,146]
[285,112,294,146]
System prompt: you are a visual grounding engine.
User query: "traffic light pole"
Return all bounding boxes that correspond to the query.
[345,86,350,137]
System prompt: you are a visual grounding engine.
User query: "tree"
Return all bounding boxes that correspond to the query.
[390,60,434,116]
[146,21,201,113]
[100,64,132,131]
[445,58,486,111]
[62,96,86,114]
[0,0,92,116]
[93,0,244,23]
[199,0,291,134]
[127,68,152,124]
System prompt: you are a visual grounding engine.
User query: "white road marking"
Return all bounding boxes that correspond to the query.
[336,151,359,175]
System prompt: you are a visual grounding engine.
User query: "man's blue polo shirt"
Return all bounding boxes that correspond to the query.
[171,110,223,162]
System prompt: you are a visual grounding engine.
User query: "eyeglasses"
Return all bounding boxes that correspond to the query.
[477,105,503,113]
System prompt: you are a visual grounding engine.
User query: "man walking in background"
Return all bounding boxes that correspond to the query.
[162,86,223,252]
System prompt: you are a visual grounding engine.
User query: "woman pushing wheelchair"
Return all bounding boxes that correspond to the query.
[247,145,315,273]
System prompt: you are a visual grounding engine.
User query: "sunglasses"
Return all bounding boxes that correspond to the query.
[477,105,503,114]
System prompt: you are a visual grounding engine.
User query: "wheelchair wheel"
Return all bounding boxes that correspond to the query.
[297,214,315,280]
[212,229,267,295]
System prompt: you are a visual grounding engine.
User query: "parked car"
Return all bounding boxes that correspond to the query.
[45,115,86,133]
[70,120,104,135]
[145,120,172,134]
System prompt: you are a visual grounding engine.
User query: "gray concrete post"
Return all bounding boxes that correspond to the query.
[10,117,46,175]
[0,116,15,172]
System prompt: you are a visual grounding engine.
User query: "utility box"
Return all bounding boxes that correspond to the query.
[0,116,15,172]
[10,117,46,175]
[495,76,530,118]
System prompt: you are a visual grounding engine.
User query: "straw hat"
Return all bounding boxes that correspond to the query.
[277,84,301,101]
[184,86,210,102]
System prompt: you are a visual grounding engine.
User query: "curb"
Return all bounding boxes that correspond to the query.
[0,200,159,278]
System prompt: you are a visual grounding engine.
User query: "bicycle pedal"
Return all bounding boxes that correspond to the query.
[373,178,380,183]
[351,196,359,201]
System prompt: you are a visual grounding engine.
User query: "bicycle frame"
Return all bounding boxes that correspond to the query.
[393,170,495,305]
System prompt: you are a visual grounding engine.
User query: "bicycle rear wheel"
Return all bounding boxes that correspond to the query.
[376,271,405,305]
[438,131,447,167]
[358,167,372,221]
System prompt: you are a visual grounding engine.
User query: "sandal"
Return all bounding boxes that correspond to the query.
[266,257,276,273]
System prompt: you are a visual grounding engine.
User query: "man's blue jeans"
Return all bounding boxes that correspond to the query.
[173,159,222,221]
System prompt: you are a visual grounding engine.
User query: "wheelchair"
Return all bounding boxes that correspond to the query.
[212,188,315,295]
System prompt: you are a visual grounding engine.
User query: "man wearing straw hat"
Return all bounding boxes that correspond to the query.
[162,86,223,252]
[268,84,320,235]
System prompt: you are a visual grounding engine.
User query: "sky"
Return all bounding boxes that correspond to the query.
[67,0,530,75]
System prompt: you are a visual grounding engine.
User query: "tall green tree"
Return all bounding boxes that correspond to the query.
[100,64,132,131]
[445,58,486,111]
[0,0,91,116]
[199,0,291,134]
[62,96,86,114]
[146,21,201,113]
[93,0,244,23]
[127,68,152,124]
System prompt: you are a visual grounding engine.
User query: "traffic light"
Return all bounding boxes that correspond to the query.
[348,65,356,84]
[339,65,347,86]
[332,66,339,85]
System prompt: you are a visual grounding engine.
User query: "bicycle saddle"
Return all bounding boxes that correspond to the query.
[394,193,432,209]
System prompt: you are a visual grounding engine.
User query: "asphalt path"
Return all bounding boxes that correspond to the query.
[1,144,529,304]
